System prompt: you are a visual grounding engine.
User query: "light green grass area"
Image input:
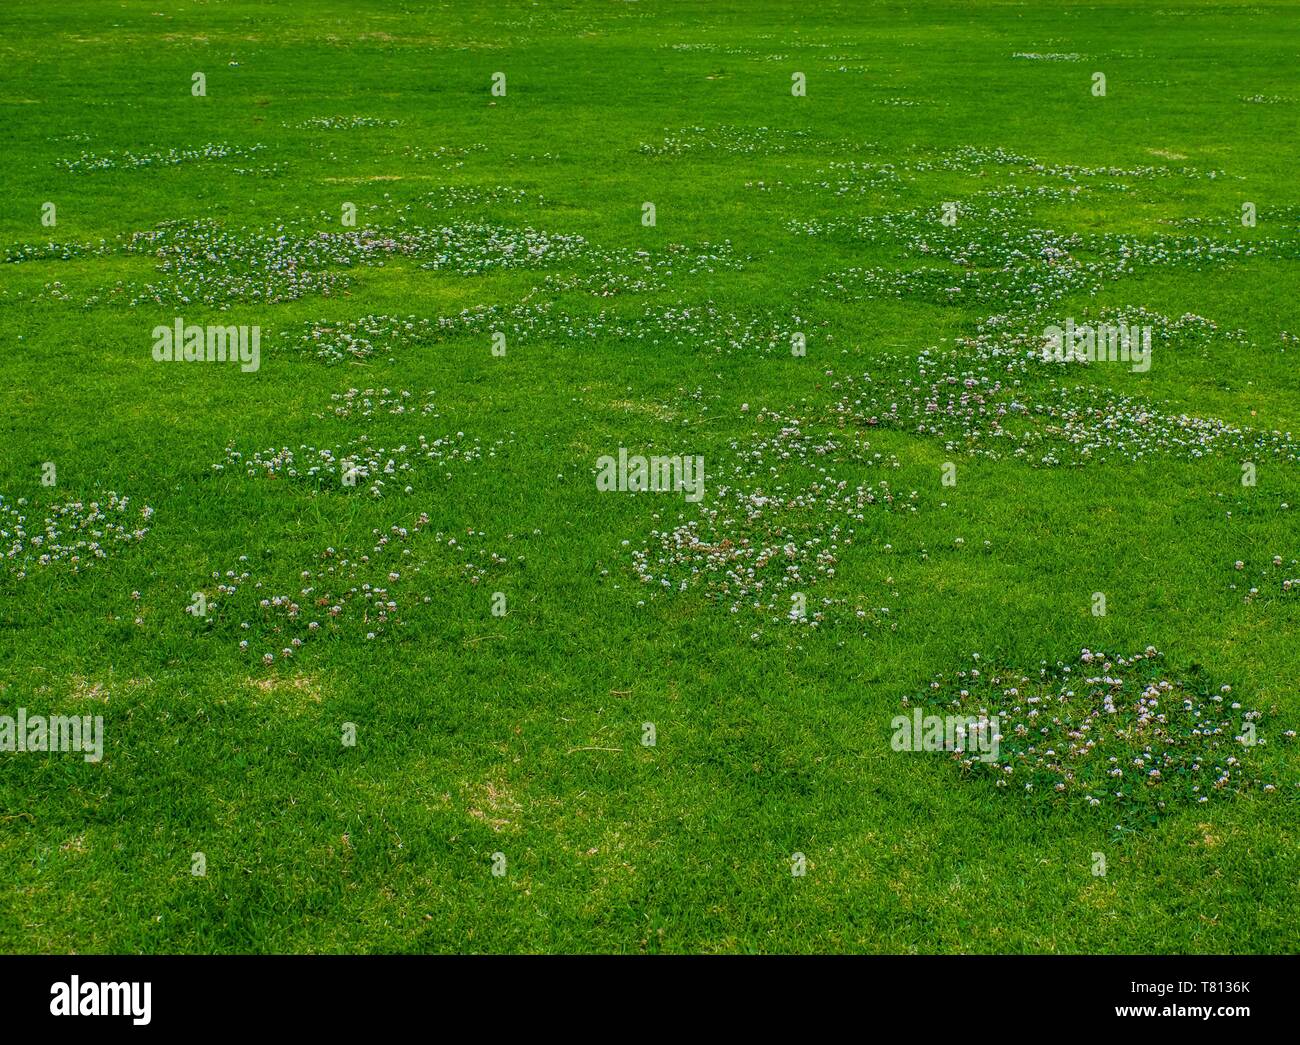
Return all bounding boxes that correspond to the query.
[1,0,1297,953]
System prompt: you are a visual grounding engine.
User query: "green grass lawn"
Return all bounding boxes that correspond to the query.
[1,0,1297,954]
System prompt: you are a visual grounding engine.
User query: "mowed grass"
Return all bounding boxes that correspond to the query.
[0,0,1298,953]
